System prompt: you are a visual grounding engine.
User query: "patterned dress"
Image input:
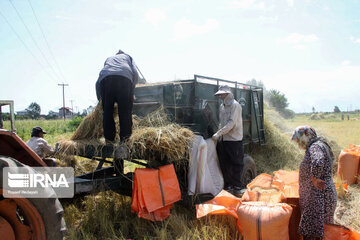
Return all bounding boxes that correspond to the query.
[298,139,337,238]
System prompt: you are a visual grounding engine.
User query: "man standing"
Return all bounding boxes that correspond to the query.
[212,85,244,195]
[96,50,139,143]
[27,126,56,166]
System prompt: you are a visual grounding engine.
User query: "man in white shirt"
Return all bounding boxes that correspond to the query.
[212,85,244,195]
[27,126,56,166]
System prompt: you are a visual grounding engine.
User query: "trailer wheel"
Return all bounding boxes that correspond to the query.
[241,154,256,188]
[0,155,66,240]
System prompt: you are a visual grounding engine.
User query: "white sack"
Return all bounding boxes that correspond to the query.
[188,135,224,196]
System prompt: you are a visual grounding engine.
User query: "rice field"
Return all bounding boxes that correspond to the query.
[286,112,360,148]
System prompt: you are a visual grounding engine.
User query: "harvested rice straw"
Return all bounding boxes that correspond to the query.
[71,101,169,141]
[127,124,194,163]
[71,102,104,140]
[135,107,170,127]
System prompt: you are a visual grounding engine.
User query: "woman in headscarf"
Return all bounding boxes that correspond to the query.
[291,126,337,240]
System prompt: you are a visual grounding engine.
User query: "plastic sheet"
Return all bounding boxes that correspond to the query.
[131,164,181,221]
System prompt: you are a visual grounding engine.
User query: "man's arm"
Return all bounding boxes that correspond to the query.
[40,139,56,156]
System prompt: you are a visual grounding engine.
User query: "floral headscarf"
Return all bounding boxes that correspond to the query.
[291,126,317,148]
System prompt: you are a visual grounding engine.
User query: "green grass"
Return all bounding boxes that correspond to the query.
[286,113,360,148]
[2,119,77,144]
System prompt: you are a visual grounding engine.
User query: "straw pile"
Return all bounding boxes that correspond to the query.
[56,102,194,164]
[251,110,304,174]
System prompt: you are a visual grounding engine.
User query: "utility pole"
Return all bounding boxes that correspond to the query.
[58,83,69,120]
[70,100,74,117]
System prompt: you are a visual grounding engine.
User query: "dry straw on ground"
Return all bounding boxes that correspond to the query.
[251,108,304,174]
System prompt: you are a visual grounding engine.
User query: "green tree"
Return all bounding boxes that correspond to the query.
[281,108,295,119]
[334,106,341,113]
[26,102,41,119]
[268,89,289,112]
[246,78,265,90]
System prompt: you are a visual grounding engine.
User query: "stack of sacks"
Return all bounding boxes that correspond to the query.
[197,170,298,240]
[240,171,298,240]
[197,170,360,240]
[131,164,181,221]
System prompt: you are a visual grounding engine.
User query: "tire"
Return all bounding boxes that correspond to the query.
[0,155,66,240]
[241,154,256,188]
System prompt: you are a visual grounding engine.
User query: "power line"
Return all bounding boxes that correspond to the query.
[8,0,61,82]
[26,0,76,106]
[0,7,57,82]
[27,0,68,84]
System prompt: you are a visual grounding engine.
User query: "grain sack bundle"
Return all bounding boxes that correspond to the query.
[237,201,293,240]
[338,145,360,185]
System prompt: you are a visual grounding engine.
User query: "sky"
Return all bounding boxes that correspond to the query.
[0,0,360,114]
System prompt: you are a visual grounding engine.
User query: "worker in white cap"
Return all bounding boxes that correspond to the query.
[27,126,57,166]
[212,85,244,195]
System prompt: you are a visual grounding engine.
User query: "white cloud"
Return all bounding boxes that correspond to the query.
[259,15,278,24]
[172,18,220,41]
[144,8,166,27]
[277,33,319,49]
[278,33,319,44]
[55,15,72,21]
[341,60,351,66]
[229,0,265,10]
[286,0,294,7]
[350,36,360,44]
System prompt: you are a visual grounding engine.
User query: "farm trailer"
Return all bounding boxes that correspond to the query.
[0,75,265,239]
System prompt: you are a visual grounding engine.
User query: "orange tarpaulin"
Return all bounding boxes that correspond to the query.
[323,224,360,240]
[324,224,352,240]
[350,228,360,240]
[196,190,241,219]
[131,164,181,221]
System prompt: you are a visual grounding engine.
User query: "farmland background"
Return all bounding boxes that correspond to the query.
[2,112,360,239]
